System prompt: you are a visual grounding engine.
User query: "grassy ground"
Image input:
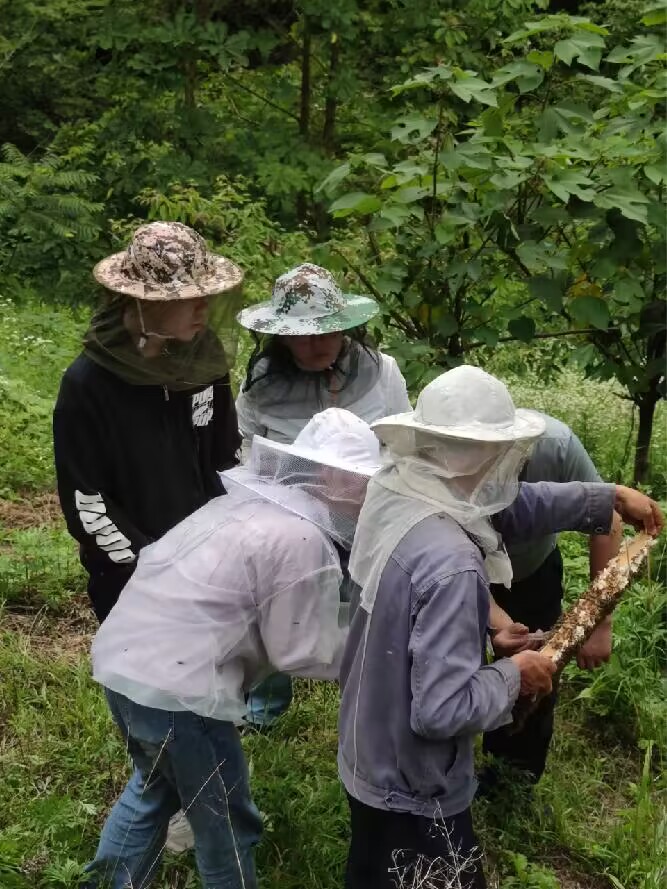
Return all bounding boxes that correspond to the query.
[0,297,665,888]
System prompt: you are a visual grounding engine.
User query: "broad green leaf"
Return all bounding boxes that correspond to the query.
[569,295,610,329]
[543,170,596,203]
[473,325,499,347]
[648,200,667,233]
[329,191,381,217]
[641,6,667,27]
[606,35,663,73]
[440,144,493,171]
[528,275,565,313]
[437,314,458,337]
[479,107,505,137]
[517,241,569,271]
[508,316,536,342]
[612,278,645,309]
[644,164,667,185]
[317,162,351,194]
[505,16,607,44]
[393,66,453,95]
[578,74,623,93]
[570,343,598,369]
[554,32,605,70]
[361,153,389,169]
[391,115,437,144]
[434,223,456,245]
[538,102,593,140]
[529,205,570,227]
[449,73,497,107]
[594,185,649,223]
[490,169,530,190]
[527,50,554,71]
[394,185,432,204]
[376,204,414,228]
[492,62,544,93]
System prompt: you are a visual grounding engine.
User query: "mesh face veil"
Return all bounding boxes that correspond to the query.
[82,289,243,389]
[84,223,244,389]
[221,407,382,548]
[349,366,546,614]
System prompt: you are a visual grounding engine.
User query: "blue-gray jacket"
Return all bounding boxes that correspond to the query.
[338,481,615,819]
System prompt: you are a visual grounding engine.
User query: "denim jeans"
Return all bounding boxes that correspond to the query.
[85,689,262,889]
[245,672,293,727]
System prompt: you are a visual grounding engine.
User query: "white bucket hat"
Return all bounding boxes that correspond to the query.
[254,407,382,476]
[93,221,244,300]
[236,263,379,335]
[372,365,546,445]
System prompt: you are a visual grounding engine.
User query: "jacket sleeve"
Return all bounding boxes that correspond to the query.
[257,527,346,680]
[382,354,412,414]
[235,387,266,464]
[53,386,151,567]
[409,568,520,739]
[494,481,615,543]
[212,375,241,471]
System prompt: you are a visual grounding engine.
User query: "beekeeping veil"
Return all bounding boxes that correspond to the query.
[83,221,243,389]
[238,263,383,417]
[350,366,546,614]
[222,406,382,549]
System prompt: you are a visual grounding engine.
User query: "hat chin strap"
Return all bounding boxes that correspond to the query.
[136,301,170,350]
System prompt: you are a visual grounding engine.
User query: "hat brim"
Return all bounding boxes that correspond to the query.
[93,252,244,301]
[236,294,379,335]
[371,408,546,444]
[247,434,381,477]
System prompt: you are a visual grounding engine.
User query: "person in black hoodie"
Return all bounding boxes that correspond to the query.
[53,221,245,867]
[54,221,243,622]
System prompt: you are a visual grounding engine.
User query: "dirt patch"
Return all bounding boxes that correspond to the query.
[1,597,96,663]
[549,856,612,889]
[0,491,63,530]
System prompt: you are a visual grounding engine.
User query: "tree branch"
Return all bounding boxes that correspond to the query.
[330,245,422,339]
[466,326,609,351]
[224,73,300,122]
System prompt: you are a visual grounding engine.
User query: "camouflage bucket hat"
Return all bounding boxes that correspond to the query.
[93,221,244,301]
[236,263,379,335]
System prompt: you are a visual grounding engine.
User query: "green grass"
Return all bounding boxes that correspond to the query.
[0,296,665,888]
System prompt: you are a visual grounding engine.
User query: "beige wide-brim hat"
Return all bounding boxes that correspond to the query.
[93,221,244,301]
[372,366,546,445]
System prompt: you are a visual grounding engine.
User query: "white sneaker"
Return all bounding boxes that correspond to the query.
[165,811,195,853]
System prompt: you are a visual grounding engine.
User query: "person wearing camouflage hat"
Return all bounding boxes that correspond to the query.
[53,221,244,865]
[235,262,412,729]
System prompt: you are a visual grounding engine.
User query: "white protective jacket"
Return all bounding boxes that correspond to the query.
[91,494,344,723]
[236,351,411,461]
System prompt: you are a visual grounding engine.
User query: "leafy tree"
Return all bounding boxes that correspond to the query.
[0,145,102,296]
[319,10,666,483]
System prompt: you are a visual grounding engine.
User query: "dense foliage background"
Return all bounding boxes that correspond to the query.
[0,0,664,483]
[0,3,665,887]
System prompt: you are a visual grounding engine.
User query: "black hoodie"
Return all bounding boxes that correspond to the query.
[53,354,240,621]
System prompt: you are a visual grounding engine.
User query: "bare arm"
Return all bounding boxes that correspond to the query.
[577,511,622,669]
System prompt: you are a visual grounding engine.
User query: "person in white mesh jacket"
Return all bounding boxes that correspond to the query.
[85,408,381,889]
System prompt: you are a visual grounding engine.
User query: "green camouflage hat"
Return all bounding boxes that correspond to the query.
[93,221,243,301]
[237,263,378,335]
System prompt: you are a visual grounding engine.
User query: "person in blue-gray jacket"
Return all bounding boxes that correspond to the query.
[338,365,662,889]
